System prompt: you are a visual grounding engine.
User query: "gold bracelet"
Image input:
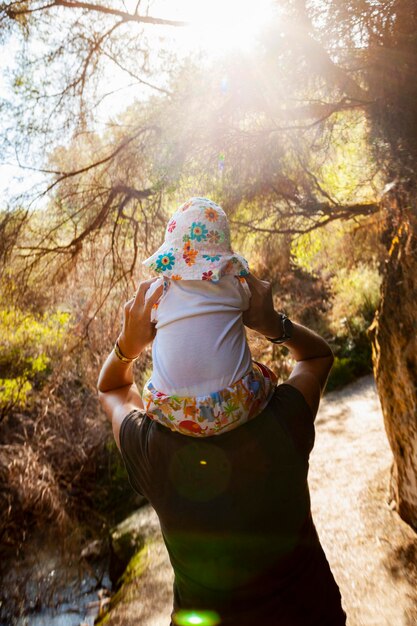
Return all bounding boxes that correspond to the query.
[114,340,139,363]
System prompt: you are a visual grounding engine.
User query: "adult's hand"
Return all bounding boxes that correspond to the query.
[117,278,163,359]
[243,273,334,418]
[97,277,163,395]
[242,273,282,339]
[97,278,163,448]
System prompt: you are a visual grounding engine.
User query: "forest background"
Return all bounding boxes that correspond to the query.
[1,0,417,621]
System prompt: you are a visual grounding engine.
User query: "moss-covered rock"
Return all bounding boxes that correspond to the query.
[97,505,174,626]
[109,504,155,587]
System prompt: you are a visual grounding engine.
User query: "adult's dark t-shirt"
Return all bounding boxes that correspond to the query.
[119,383,346,626]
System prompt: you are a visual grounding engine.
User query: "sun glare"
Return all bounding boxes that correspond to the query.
[162,0,277,57]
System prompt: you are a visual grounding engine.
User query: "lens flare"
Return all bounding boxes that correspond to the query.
[172,609,221,626]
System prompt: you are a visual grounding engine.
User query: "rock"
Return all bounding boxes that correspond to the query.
[80,539,105,561]
[109,504,161,587]
[370,192,417,531]
[96,505,173,625]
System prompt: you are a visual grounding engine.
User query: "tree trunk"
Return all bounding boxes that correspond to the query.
[370,188,417,530]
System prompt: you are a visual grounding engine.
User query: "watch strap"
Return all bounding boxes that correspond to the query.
[266,313,292,344]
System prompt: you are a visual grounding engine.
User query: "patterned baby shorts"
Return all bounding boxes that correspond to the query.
[142,361,277,437]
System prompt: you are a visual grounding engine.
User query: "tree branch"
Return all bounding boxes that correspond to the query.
[20,184,154,256]
[282,21,371,103]
[40,125,159,196]
[52,0,188,27]
[271,98,371,125]
[4,0,188,26]
[231,201,380,235]
[101,50,172,95]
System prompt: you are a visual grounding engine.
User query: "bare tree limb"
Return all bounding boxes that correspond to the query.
[40,125,159,196]
[283,21,371,103]
[231,201,380,235]
[101,50,172,95]
[5,0,188,27]
[19,184,155,257]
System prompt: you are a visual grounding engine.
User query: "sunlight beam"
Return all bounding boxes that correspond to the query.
[162,0,278,57]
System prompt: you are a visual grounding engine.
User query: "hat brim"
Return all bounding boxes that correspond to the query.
[142,243,249,281]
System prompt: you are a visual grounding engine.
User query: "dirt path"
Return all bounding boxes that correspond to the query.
[101,375,417,626]
[309,375,417,626]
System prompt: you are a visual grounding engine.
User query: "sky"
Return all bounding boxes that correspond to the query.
[0,0,278,205]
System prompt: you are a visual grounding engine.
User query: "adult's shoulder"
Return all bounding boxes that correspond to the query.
[118,409,149,496]
[270,382,316,456]
[283,368,325,421]
[119,409,147,453]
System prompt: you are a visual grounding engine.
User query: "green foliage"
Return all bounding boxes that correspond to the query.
[318,113,379,204]
[326,263,382,390]
[291,221,338,277]
[0,307,70,416]
[0,377,32,412]
[327,340,373,391]
[329,263,382,330]
[292,215,384,390]
[291,215,385,278]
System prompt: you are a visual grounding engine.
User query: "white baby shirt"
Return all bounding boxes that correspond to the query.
[145,275,252,396]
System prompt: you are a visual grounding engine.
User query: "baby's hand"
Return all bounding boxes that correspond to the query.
[242,274,282,339]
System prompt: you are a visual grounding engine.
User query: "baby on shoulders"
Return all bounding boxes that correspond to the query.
[142,197,277,436]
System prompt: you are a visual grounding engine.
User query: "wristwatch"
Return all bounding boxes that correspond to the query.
[267,313,294,344]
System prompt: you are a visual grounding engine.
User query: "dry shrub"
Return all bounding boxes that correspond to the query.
[1,443,71,535]
[0,273,148,558]
[0,299,143,621]
[0,359,108,551]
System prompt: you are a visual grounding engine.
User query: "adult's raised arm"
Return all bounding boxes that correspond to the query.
[97,278,163,448]
[243,273,334,418]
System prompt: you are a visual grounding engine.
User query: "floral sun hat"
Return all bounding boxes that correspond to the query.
[142,197,249,281]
